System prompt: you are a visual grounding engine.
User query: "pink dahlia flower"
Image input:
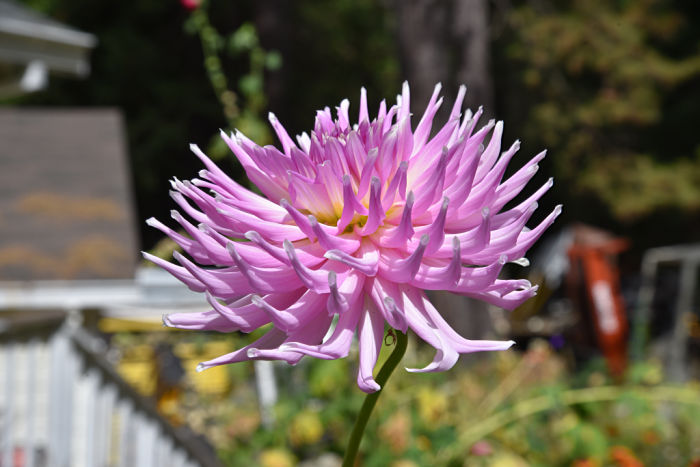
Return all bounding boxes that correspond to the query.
[144,83,560,392]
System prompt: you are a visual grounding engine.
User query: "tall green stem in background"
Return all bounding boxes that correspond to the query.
[185,1,281,148]
[342,331,407,467]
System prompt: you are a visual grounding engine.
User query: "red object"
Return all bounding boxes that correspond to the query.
[568,225,629,376]
[180,0,200,11]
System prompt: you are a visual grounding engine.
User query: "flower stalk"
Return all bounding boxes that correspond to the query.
[343,330,408,467]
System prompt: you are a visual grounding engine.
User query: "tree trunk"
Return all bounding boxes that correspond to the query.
[452,0,493,114]
[394,0,498,342]
[394,0,494,116]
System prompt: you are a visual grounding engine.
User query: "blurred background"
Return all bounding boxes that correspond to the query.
[0,0,699,466]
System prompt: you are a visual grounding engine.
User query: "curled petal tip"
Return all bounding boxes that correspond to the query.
[145,217,157,226]
[406,191,415,206]
[196,363,207,373]
[225,241,238,255]
[554,205,563,216]
[324,251,339,261]
[420,234,430,246]
[360,377,381,393]
[250,294,264,306]
[244,230,260,242]
[162,314,171,327]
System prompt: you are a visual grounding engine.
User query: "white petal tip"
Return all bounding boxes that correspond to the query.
[327,270,337,284]
[250,295,263,306]
[161,314,172,327]
[324,251,340,261]
[244,231,261,242]
[195,363,207,373]
[247,348,261,358]
[360,381,381,393]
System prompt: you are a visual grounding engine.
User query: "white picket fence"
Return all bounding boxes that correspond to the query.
[0,312,221,467]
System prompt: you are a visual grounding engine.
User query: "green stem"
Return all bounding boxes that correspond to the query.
[342,331,408,467]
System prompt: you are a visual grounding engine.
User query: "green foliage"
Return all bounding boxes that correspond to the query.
[507,0,700,221]
[184,5,279,153]
[204,337,699,466]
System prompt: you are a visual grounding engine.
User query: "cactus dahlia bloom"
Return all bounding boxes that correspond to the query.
[144,83,560,392]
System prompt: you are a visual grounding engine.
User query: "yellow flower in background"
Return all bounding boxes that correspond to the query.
[289,409,324,447]
[417,387,448,424]
[391,460,419,467]
[260,448,296,467]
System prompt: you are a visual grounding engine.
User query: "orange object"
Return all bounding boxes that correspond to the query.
[610,445,644,467]
[568,225,629,376]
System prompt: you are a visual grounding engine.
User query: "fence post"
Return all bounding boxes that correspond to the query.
[2,342,16,467]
